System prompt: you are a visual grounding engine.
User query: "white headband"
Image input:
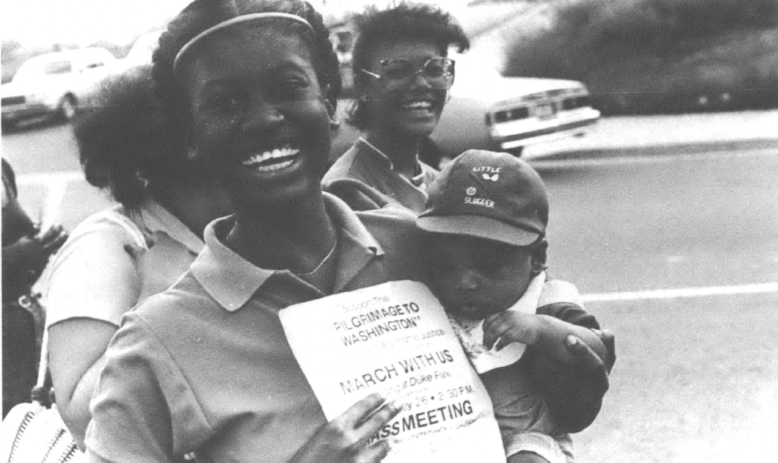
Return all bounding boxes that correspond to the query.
[173,12,315,71]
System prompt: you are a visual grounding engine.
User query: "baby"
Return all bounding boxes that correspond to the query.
[416,150,608,463]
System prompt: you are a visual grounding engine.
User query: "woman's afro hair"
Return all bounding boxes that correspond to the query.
[347,2,470,129]
[74,65,179,208]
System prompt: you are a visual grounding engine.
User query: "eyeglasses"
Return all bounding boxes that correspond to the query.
[361,57,455,90]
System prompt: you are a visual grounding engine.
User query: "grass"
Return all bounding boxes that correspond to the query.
[575,293,778,462]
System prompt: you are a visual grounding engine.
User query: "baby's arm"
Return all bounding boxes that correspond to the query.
[484,306,611,432]
[483,311,608,367]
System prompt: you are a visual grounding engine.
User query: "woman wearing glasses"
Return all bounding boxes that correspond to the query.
[322,2,467,213]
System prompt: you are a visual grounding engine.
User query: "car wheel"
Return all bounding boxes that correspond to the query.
[58,94,78,121]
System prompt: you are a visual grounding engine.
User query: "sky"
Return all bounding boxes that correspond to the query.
[1,0,471,48]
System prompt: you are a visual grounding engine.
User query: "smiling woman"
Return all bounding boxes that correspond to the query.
[81,2,612,463]
[81,2,422,462]
[322,2,470,213]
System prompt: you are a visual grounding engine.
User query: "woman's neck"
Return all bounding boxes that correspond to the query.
[154,182,233,239]
[363,130,422,179]
[226,192,337,274]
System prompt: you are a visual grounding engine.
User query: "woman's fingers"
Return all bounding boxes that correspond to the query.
[292,393,399,463]
[332,393,400,445]
[336,392,386,427]
[354,398,401,441]
[37,224,68,253]
[592,328,617,373]
[564,335,609,396]
[358,439,392,463]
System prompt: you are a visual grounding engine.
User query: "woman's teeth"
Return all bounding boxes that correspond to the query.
[242,147,299,172]
[402,100,433,110]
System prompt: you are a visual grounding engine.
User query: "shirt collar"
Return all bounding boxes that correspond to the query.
[357,137,426,188]
[191,193,384,312]
[135,198,205,254]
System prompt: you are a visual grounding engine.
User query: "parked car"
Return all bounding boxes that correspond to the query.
[1,47,117,129]
[330,52,600,164]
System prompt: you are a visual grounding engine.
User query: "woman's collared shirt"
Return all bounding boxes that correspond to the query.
[84,194,429,463]
[323,138,438,214]
[44,198,206,329]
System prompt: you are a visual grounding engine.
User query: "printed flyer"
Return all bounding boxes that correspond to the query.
[279,280,506,463]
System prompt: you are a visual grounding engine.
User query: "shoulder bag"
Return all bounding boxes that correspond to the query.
[0,327,83,463]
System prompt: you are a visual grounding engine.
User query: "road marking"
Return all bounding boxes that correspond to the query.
[582,282,778,302]
[17,171,83,186]
[529,146,778,169]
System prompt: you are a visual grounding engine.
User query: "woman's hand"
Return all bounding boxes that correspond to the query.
[290,393,402,463]
[35,223,69,256]
[2,223,67,286]
[528,329,616,433]
[484,312,609,366]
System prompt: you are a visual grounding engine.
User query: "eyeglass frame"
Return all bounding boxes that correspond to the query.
[360,57,456,90]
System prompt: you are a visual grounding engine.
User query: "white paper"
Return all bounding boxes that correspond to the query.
[279,280,506,463]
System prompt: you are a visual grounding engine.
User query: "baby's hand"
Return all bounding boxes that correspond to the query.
[482,311,542,351]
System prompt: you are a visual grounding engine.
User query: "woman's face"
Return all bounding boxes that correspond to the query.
[362,39,449,138]
[180,25,331,209]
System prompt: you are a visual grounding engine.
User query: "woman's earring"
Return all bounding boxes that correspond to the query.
[134,172,149,190]
[324,100,340,130]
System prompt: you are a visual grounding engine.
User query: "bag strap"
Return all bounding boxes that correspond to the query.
[35,330,50,389]
[29,327,50,405]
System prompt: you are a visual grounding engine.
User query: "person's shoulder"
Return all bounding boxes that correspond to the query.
[355,204,418,227]
[127,270,212,327]
[324,177,399,211]
[356,206,426,256]
[48,206,147,270]
[73,205,134,232]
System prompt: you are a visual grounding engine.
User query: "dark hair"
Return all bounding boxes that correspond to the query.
[74,65,183,208]
[347,2,470,129]
[152,0,341,144]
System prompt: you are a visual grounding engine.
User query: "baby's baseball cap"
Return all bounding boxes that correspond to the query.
[417,150,548,246]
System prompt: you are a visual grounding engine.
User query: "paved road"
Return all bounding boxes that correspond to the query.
[3,111,778,462]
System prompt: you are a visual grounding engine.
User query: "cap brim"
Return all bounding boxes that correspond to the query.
[416,215,540,246]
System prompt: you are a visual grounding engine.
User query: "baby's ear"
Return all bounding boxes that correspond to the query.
[530,239,549,275]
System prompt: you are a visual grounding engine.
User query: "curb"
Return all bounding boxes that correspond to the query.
[527,138,778,162]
